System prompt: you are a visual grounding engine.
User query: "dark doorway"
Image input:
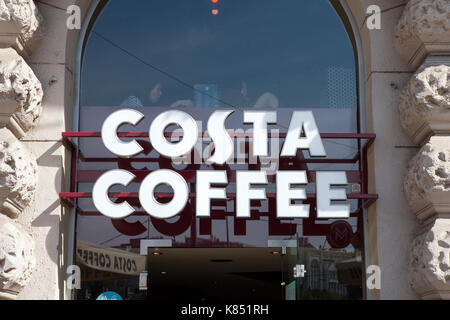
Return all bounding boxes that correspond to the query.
[147,247,292,301]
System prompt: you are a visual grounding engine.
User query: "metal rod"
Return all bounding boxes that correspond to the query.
[60,191,378,200]
[62,131,376,140]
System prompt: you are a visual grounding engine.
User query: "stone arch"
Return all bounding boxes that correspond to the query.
[4,0,429,300]
[62,0,370,298]
[57,0,450,301]
[0,0,374,300]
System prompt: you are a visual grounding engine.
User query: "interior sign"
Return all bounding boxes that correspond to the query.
[76,240,146,276]
[92,109,351,220]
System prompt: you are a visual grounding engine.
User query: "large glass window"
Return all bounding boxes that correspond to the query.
[74,0,364,301]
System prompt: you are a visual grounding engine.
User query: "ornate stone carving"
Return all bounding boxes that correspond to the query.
[0,0,44,58]
[409,218,450,300]
[0,128,37,218]
[394,0,450,68]
[0,48,43,138]
[398,65,450,145]
[0,214,35,299]
[404,136,450,222]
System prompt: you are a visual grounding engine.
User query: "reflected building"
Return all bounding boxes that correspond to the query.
[296,238,359,299]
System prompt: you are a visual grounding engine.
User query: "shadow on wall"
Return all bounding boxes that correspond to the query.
[31,141,65,272]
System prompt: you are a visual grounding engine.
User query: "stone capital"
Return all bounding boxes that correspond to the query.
[0,128,37,219]
[0,214,35,299]
[409,218,450,300]
[404,136,450,222]
[0,0,44,58]
[0,47,43,138]
[394,0,450,69]
[398,65,450,145]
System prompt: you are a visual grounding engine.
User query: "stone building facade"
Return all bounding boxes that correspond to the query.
[0,0,448,300]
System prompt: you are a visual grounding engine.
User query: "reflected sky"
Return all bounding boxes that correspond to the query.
[81,0,356,109]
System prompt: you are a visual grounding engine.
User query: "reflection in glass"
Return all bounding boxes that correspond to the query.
[76,0,363,300]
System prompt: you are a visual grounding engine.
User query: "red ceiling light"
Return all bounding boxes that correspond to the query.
[211,0,219,16]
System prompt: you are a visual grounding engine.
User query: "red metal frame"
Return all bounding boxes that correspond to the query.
[62,132,376,139]
[60,131,377,247]
[60,131,377,208]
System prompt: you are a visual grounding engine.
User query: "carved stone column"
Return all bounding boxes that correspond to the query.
[0,47,43,139]
[0,128,37,218]
[395,0,450,300]
[404,136,450,223]
[398,65,450,145]
[404,135,450,298]
[0,0,43,299]
[0,214,35,300]
[394,0,450,69]
[0,0,44,58]
[409,218,450,299]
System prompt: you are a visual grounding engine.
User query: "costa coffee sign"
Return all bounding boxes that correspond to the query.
[92,109,350,221]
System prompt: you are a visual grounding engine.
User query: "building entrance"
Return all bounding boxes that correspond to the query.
[146,247,297,301]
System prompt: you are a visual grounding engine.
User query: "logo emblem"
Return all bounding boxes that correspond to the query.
[326,220,353,248]
[96,291,123,300]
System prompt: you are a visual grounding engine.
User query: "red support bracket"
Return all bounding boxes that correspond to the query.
[59,132,378,212]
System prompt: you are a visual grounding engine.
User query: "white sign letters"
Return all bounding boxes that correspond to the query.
[93,109,350,220]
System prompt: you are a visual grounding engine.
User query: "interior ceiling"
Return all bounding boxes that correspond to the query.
[147,247,295,300]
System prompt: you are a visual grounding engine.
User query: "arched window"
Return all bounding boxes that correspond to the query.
[73,0,365,301]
